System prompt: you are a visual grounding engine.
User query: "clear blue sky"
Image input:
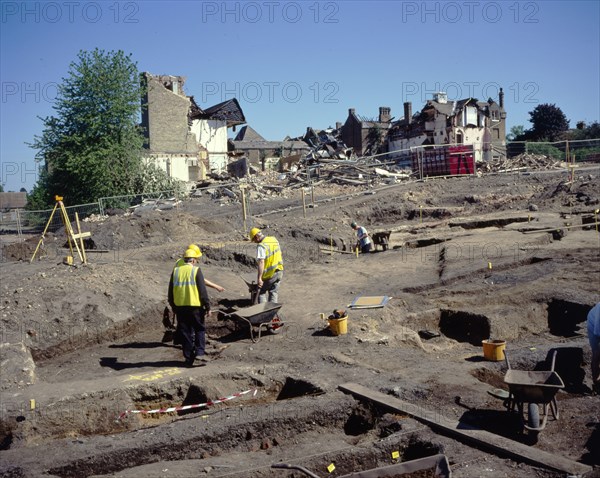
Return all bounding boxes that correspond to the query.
[1,0,599,192]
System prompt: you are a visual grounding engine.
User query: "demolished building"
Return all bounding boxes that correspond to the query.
[340,107,393,156]
[387,90,507,163]
[228,126,311,170]
[141,73,246,181]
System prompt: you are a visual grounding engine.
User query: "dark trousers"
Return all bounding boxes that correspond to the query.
[361,243,372,254]
[175,306,206,362]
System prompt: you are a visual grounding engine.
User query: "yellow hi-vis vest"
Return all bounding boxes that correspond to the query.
[172,264,202,307]
[261,236,284,280]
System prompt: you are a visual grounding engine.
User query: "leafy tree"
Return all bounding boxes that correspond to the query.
[29,49,152,206]
[527,103,569,142]
[0,183,3,192]
[507,125,525,141]
[26,167,51,210]
[569,121,600,140]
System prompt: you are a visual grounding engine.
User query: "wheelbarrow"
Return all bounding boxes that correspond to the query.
[220,302,284,343]
[271,454,452,477]
[371,231,391,251]
[494,350,564,437]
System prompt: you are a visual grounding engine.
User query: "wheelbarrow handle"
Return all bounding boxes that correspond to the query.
[550,349,557,372]
[271,463,320,478]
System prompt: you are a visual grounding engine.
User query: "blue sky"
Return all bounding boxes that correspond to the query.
[1,0,599,192]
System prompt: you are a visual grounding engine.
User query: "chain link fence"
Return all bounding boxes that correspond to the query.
[98,189,187,215]
[0,202,102,237]
[507,139,600,162]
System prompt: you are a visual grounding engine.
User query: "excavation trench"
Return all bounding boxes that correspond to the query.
[0,374,326,448]
[42,394,444,478]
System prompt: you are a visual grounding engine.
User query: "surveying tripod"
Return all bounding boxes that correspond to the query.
[30,196,90,264]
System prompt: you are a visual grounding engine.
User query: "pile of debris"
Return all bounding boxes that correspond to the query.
[479,153,564,173]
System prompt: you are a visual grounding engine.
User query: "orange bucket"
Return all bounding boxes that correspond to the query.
[482,339,506,361]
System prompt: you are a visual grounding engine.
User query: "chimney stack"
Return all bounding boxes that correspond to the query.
[349,108,355,115]
[379,106,391,123]
[499,87,504,109]
[404,102,412,124]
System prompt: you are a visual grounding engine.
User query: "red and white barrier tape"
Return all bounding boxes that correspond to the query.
[117,389,257,421]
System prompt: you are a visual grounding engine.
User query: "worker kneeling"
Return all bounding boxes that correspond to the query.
[168,247,212,367]
[250,227,284,304]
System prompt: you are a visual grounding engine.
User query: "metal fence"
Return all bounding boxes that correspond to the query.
[0,202,102,236]
[507,139,600,161]
[97,189,187,215]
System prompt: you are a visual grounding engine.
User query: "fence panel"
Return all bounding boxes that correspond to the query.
[98,189,187,214]
[507,139,600,162]
[15,202,102,235]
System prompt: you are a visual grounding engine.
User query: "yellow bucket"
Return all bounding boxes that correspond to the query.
[482,339,506,361]
[328,316,348,336]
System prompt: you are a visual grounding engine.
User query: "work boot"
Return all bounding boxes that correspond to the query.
[184,357,195,368]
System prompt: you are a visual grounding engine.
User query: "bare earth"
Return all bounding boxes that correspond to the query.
[1,166,599,478]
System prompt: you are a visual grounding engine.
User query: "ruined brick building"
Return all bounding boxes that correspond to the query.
[141,73,246,181]
[387,90,507,162]
[341,90,507,162]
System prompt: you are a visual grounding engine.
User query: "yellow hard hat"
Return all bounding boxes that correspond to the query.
[184,247,202,259]
[187,244,201,254]
[249,227,261,240]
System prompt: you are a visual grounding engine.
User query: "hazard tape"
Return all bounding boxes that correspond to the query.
[117,389,257,421]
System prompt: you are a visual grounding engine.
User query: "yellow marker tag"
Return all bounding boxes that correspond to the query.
[30,399,36,410]
[327,463,336,473]
[392,450,400,459]
[488,262,492,270]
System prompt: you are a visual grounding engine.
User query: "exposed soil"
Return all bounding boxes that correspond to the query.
[1,166,599,478]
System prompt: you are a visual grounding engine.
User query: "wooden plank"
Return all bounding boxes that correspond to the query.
[72,232,91,239]
[338,382,591,476]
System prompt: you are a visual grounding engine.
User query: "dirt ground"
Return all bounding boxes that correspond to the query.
[1,166,599,478]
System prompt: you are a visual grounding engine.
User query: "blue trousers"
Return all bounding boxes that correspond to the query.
[176,307,207,362]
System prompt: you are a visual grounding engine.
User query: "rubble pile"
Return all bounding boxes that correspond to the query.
[479,153,564,173]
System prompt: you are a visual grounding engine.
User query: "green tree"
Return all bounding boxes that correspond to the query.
[569,121,600,140]
[527,103,569,142]
[29,49,148,206]
[507,125,525,141]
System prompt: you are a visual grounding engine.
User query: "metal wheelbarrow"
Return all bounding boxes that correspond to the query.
[221,302,284,343]
[498,350,564,437]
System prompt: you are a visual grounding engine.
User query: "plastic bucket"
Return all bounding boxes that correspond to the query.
[328,316,348,336]
[482,339,506,361]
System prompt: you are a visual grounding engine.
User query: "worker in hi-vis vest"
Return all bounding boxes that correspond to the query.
[171,244,224,347]
[249,227,284,304]
[168,247,211,367]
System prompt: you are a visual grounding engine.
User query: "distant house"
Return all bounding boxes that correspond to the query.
[0,192,27,211]
[340,107,393,156]
[387,90,507,162]
[228,126,311,169]
[141,73,246,181]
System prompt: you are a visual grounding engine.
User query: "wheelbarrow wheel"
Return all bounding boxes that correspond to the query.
[527,403,540,429]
